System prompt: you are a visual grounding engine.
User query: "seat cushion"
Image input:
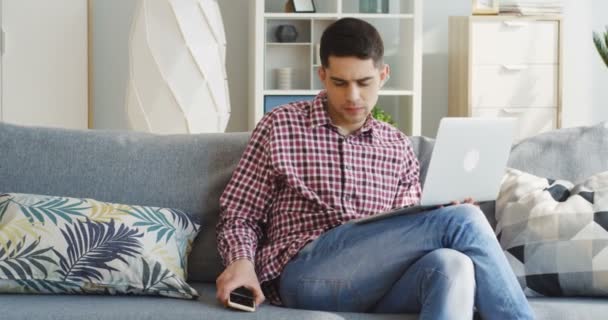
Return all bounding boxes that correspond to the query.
[1,282,607,319]
[0,282,410,320]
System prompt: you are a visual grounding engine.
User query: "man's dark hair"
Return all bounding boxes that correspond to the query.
[320,18,384,68]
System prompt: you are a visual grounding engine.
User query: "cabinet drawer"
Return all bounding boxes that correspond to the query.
[472,65,557,107]
[472,107,557,141]
[472,20,558,64]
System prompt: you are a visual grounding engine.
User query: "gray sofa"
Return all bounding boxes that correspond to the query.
[1,121,608,319]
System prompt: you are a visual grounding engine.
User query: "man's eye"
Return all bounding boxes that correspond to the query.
[334,82,346,87]
[358,82,370,87]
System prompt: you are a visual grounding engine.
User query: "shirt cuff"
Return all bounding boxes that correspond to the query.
[225,248,255,266]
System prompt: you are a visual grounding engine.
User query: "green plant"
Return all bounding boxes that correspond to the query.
[371,106,395,125]
[593,27,608,68]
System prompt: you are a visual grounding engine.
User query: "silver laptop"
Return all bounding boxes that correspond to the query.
[355,117,516,224]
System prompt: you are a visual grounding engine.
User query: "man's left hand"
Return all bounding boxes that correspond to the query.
[438,197,479,208]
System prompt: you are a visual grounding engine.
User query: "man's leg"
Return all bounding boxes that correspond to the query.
[278,204,533,319]
[370,248,475,318]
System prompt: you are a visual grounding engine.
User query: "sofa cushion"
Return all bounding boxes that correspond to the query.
[0,192,200,299]
[496,168,608,296]
[0,282,606,320]
[0,281,412,320]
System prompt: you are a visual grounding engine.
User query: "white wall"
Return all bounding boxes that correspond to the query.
[561,0,608,127]
[93,0,608,136]
[92,0,135,130]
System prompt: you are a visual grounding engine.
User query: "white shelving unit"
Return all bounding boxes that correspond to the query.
[250,0,422,135]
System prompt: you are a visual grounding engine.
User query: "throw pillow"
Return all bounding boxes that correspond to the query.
[0,192,200,299]
[496,168,608,297]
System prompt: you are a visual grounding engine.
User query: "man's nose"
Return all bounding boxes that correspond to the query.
[346,84,359,102]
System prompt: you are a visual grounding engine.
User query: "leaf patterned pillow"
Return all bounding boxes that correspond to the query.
[0,192,201,299]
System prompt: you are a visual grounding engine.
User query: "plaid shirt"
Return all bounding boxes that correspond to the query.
[216,91,421,305]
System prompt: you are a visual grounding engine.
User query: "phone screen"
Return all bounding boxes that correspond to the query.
[228,287,255,311]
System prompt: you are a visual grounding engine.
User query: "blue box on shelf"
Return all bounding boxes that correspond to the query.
[264,95,316,113]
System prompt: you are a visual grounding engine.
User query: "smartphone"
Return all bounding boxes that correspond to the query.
[227,286,256,312]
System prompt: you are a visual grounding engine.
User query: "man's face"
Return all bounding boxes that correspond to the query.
[319,56,389,131]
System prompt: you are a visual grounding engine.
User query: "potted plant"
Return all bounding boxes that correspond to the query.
[593,27,608,68]
[371,106,395,125]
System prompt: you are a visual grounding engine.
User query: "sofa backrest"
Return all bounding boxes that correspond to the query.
[0,122,248,282]
[3,121,607,282]
[508,122,608,183]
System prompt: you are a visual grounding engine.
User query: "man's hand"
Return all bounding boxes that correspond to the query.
[438,197,479,208]
[216,258,265,308]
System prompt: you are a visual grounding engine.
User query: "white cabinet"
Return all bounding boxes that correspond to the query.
[448,16,562,141]
[0,0,88,129]
[250,0,422,136]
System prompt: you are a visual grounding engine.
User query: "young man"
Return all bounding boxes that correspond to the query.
[216,18,534,319]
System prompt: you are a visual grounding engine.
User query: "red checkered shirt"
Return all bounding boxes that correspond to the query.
[216,91,421,305]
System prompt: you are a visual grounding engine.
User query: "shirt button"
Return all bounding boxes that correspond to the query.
[345,195,352,201]
[345,165,352,170]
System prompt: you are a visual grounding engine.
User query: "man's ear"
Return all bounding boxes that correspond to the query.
[380,64,390,87]
[318,66,327,82]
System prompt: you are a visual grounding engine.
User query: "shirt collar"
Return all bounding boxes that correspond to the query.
[308,90,380,135]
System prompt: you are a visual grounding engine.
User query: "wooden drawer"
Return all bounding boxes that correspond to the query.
[472,107,557,141]
[472,20,558,65]
[472,65,557,107]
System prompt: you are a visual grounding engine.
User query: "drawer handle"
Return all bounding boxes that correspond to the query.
[502,64,529,71]
[501,108,526,114]
[503,21,528,27]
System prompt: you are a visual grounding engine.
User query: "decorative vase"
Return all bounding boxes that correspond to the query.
[126,0,231,134]
[275,25,298,42]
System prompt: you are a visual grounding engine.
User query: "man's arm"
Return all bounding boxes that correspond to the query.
[392,140,422,208]
[216,114,275,307]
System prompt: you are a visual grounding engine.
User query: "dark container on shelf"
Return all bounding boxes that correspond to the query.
[275,24,299,42]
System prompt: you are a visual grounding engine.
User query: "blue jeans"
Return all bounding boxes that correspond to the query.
[278,204,534,319]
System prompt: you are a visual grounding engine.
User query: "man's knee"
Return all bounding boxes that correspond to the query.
[429,248,474,279]
[449,204,492,231]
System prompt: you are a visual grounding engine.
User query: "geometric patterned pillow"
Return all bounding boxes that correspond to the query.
[0,193,201,299]
[496,168,608,297]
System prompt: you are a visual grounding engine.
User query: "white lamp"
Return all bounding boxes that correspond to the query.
[126,0,230,133]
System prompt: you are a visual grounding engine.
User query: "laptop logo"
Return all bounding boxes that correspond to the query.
[463,149,480,172]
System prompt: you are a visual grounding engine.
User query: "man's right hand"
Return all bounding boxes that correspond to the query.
[216,258,265,308]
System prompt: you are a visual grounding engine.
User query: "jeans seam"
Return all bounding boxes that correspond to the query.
[419,268,453,309]
[451,216,519,317]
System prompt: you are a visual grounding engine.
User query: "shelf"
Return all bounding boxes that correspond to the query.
[267,42,311,46]
[265,13,338,19]
[263,89,414,96]
[254,0,422,135]
[265,13,414,19]
[344,13,414,19]
[264,90,319,95]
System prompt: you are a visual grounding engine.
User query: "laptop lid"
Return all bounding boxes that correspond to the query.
[419,117,516,206]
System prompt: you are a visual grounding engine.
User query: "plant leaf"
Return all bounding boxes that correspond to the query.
[15,196,90,225]
[0,195,12,222]
[0,237,57,280]
[15,279,79,294]
[168,208,199,232]
[594,30,608,68]
[120,206,177,243]
[55,219,143,282]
